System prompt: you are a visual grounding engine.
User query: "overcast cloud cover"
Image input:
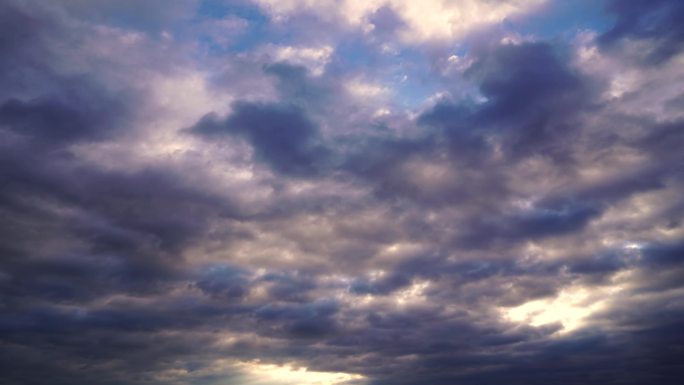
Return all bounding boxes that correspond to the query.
[1,0,683,384]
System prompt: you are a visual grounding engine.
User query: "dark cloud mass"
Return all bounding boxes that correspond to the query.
[600,0,684,64]
[192,101,329,176]
[1,0,684,384]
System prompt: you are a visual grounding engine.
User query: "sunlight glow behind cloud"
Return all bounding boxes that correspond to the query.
[235,361,366,385]
[502,275,629,333]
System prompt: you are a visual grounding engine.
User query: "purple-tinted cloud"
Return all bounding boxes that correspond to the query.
[1,1,683,385]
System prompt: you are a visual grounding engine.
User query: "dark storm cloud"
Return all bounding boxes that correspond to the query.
[335,41,597,209]
[0,98,96,142]
[194,264,251,299]
[0,90,130,145]
[0,302,250,385]
[264,62,335,108]
[259,270,318,302]
[426,42,594,161]
[410,323,684,385]
[350,272,411,295]
[456,200,603,248]
[640,241,684,268]
[416,102,486,156]
[324,37,682,383]
[342,137,442,198]
[340,42,594,209]
[192,101,330,176]
[600,0,684,64]
[2,1,684,385]
[0,84,250,304]
[0,2,282,384]
[0,0,241,343]
[255,299,340,339]
[0,1,58,94]
[637,119,684,169]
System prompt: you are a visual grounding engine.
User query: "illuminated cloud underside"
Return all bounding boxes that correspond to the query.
[235,362,365,385]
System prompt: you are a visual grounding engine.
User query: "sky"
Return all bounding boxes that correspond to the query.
[1,0,683,384]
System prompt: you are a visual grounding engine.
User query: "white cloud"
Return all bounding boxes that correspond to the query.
[254,0,545,43]
[390,0,545,43]
[345,78,391,98]
[262,44,334,75]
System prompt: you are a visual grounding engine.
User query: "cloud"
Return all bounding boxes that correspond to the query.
[254,0,545,43]
[1,0,684,384]
[599,0,684,64]
[191,101,330,176]
[269,45,334,76]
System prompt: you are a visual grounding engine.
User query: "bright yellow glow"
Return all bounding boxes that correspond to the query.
[502,281,625,333]
[235,361,365,385]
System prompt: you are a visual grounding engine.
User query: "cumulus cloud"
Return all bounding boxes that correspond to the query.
[1,0,684,385]
[255,0,545,43]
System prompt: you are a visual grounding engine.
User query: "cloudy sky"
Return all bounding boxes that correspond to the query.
[1,0,683,384]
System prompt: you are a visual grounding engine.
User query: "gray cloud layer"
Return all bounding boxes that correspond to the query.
[1,1,683,384]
